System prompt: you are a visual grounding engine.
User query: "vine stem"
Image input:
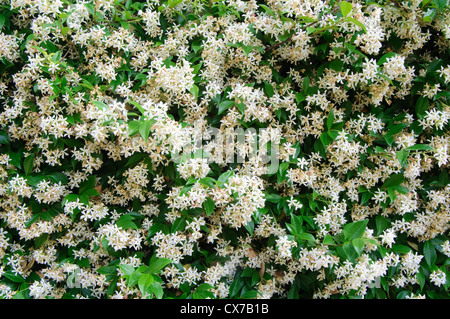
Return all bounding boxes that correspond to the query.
[264,7,340,54]
[265,20,317,53]
[388,0,409,13]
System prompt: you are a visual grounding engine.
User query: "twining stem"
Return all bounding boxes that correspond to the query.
[265,20,317,53]
[388,0,409,13]
[264,7,340,54]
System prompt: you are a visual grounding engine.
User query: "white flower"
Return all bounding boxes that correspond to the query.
[430,270,447,287]
[379,228,396,248]
[276,235,297,258]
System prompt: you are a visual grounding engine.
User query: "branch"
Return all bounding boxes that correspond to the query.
[388,0,410,13]
[264,7,340,54]
[265,20,317,53]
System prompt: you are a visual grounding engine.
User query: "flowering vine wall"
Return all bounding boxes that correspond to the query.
[0,0,449,299]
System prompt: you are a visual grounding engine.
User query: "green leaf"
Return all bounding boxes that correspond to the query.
[84,3,95,15]
[119,264,135,277]
[138,273,154,295]
[47,172,68,184]
[218,100,234,115]
[343,219,368,241]
[97,265,117,275]
[35,233,49,249]
[303,76,310,92]
[320,132,333,147]
[286,214,303,237]
[352,238,365,256]
[264,81,275,97]
[295,92,306,104]
[265,193,282,203]
[396,150,409,167]
[0,131,9,145]
[148,255,173,274]
[128,120,142,136]
[168,0,183,8]
[23,153,34,175]
[385,123,409,137]
[8,152,21,169]
[12,291,26,299]
[242,267,260,287]
[217,170,233,185]
[323,234,337,246]
[434,90,450,100]
[415,96,429,118]
[199,177,215,187]
[341,1,353,16]
[327,109,335,130]
[417,268,426,290]
[365,238,379,247]
[423,8,436,22]
[240,290,259,299]
[344,42,367,58]
[235,102,245,114]
[3,272,25,283]
[313,138,326,159]
[306,26,317,35]
[244,220,255,235]
[61,27,71,36]
[381,174,404,189]
[122,266,140,286]
[433,0,448,12]
[438,169,449,186]
[116,214,139,230]
[25,214,40,228]
[393,184,409,194]
[423,241,437,268]
[76,257,90,268]
[192,62,202,75]
[384,134,394,146]
[259,4,277,18]
[361,191,373,205]
[427,59,443,74]
[375,215,390,236]
[0,14,5,30]
[190,84,199,99]
[129,101,146,115]
[387,187,397,202]
[377,52,397,66]
[403,144,434,151]
[139,119,154,141]
[297,233,315,242]
[229,270,245,298]
[125,152,147,167]
[191,38,204,53]
[79,175,96,194]
[81,188,101,197]
[342,241,358,262]
[193,283,216,299]
[242,45,263,56]
[92,100,108,111]
[171,216,186,233]
[329,59,344,72]
[203,197,215,216]
[62,194,80,207]
[391,244,411,254]
[150,281,164,299]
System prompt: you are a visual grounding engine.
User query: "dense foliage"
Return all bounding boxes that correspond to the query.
[0,0,449,299]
